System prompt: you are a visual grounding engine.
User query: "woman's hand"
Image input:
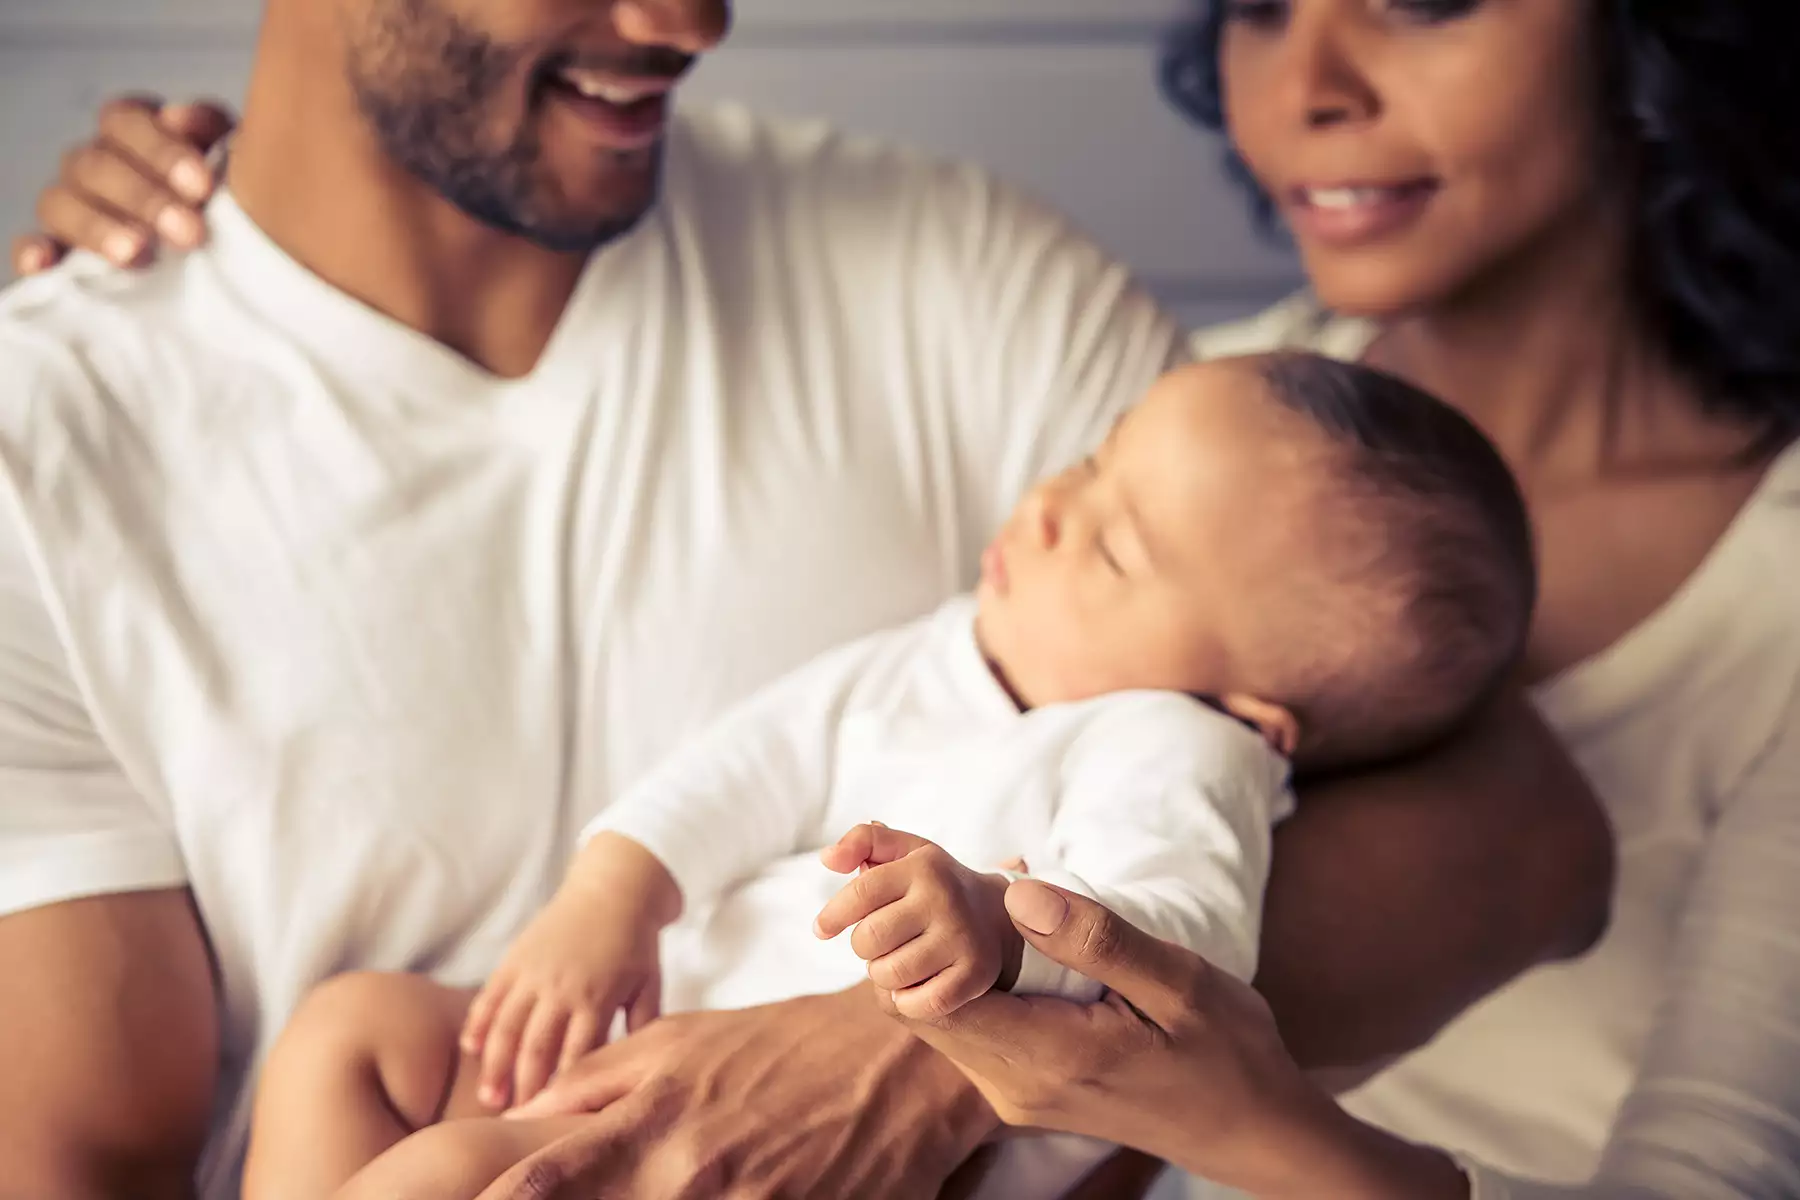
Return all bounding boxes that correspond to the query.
[12,96,234,276]
[887,880,1472,1200]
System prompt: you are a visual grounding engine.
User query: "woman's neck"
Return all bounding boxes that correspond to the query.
[1364,200,1750,489]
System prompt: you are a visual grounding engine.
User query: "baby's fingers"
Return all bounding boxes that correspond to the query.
[626,973,661,1034]
[461,977,509,1055]
[556,1009,606,1081]
[477,988,536,1109]
[511,1000,571,1108]
[813,860,911,939]
[819,823,877,875]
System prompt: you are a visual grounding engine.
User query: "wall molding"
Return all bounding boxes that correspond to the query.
[0,0,1198,45]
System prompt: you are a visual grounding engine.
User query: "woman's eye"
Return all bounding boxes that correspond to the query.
[1220,0,1288,28]
[1388,0,1481,24]
[1097,538,1125,576]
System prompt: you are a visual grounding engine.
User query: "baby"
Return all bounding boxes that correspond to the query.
[243,352,1535,1200]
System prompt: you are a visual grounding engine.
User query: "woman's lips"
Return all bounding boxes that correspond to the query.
[1285,180,1441,248]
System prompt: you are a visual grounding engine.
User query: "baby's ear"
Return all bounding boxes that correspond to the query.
[1218,694,1299,758]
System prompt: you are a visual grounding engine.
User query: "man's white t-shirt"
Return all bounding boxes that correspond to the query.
[0,104,1182,1198]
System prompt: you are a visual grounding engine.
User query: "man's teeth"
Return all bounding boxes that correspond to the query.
[557,72,659,104]
[1305,187,1397,209]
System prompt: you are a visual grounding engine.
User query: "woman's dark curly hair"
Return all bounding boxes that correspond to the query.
[1162,1,1800,436]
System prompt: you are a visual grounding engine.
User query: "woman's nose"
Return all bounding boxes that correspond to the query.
[1280,6,1381,130]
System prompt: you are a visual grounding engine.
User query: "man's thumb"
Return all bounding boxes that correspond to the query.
[1003,880,1202,1025]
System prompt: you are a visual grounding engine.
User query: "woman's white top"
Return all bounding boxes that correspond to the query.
[1191,296,1800,1199]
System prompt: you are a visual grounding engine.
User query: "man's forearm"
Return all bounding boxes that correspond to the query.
[1253,692,1614,1070]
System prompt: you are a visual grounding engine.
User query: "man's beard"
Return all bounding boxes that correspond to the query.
[345,0,671,253]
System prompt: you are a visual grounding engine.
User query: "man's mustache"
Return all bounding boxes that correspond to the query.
[541,47,695,82]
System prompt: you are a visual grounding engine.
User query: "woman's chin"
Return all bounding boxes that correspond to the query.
[1299,251,1466,323]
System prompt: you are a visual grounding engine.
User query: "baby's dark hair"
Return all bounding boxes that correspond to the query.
[1256,353,1536,773]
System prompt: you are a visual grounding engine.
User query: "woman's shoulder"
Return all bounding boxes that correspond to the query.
[1188,291,1377,362]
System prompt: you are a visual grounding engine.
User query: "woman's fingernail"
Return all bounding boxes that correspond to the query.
[104,231,141,264]
[1005,881,1068,936]
[172,159,210,201]
[157,206,201,246]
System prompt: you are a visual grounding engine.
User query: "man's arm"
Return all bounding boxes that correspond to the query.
[0,343,221,1198]
[0,889,218,1200]
[1257,689,1615,1074]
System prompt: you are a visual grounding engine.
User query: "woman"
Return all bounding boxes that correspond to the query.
[11,0,1799,1195]
[909,1,1800,1196]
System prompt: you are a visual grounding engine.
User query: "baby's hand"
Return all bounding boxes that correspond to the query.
[460,888,661,1112]
[815,823,1021,1020]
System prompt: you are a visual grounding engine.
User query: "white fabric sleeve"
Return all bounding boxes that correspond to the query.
[1455,706,1800,1199]
[0,431,185,916]
[580,625,899,911]
[1006,696,1290,1003]
[927,169,1190,541]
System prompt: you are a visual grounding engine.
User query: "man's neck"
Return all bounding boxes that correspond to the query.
[226,24,589,379]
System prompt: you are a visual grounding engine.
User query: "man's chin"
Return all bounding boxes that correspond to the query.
[518,204,656,254]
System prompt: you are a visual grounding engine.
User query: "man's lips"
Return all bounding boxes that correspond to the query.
[539,61,689,152]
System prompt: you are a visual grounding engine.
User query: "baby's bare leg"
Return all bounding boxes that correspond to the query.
[333,1114,600,1200]
[243,971,488,1200]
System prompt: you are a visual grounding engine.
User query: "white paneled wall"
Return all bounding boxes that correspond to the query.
[0,0,1299,326]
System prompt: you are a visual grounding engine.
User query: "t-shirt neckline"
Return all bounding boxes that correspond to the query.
[1312,306,1800,725]
[200,188,630,403]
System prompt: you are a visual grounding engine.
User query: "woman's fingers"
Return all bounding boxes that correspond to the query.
[1003,881,1204,1027]
[26,96,236,269]
[10,234,59,277]
[95,96,222,204]
[36,181,151,268]
[157,100,238,171]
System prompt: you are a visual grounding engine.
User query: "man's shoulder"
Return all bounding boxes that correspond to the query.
[0,252,210,420]
[667,103,1089,264]
[0,250,247,529]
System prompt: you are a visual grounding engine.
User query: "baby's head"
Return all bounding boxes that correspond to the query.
[976,352,1534,772]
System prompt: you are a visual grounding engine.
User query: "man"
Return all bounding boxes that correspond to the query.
[0,1,1611,1197]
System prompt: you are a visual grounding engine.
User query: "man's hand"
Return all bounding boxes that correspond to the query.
[815,823,1022,1020]
[491,986,997,1199]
